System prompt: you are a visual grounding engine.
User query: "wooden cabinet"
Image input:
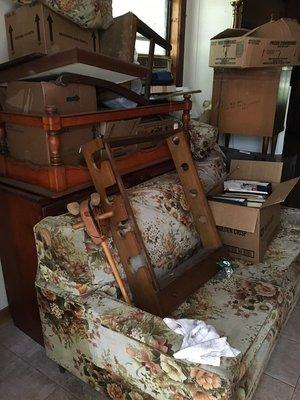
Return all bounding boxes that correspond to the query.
[0,181,92,345]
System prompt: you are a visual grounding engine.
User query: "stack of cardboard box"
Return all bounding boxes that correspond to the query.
[208,18,300,262]
[209,18,300,146]
[208,159,299,262]
[5,3,100,60]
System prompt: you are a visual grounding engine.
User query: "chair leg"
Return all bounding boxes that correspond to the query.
[262,137,270,155]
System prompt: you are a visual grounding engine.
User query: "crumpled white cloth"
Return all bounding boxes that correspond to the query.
[163,318,241,366]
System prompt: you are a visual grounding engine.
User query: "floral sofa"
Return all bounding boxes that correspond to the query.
[34,122,300,400]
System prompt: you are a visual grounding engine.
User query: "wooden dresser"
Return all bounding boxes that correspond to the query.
[0,181,92,345]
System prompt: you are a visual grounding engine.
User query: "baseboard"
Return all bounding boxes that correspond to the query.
[0,306,11,325]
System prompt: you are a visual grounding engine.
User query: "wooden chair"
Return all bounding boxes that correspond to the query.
[80,97,227,317]
[100,12,172,100]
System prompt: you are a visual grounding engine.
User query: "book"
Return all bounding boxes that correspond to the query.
[247,201,263,208]
[220,192,266,202]
[224,180,272,195]
[150,85,176,94]
[209,195,246,206]
[209,194,264,208]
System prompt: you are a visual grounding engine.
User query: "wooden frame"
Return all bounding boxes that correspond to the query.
[0,48,149,84]
[169,0,187,86]
[0,98,191,197]
[81,97,225,316]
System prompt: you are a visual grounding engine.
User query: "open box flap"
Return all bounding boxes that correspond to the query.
[262,177,299,208]
[211,28,249,40]
[209,201,259,233]
[245,18,300,40]
[230,160,283,183]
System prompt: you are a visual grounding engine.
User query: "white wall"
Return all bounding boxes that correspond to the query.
[0,0,13,310]
[183,0,286,154]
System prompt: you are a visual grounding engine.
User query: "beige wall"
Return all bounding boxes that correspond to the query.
[0,0,13,310]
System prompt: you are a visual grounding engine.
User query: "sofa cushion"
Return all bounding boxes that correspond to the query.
[36,208,300,400]
[189,120,219,160]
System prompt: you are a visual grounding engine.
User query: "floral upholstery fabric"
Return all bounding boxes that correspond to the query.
[15,0,113,29]
[34,152,225,299]
[189,120,219,160]
[35,208,300,400]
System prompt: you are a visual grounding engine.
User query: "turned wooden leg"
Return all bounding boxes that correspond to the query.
[182,94,192,133]
[0,122,8,155]
[45,105,62,167]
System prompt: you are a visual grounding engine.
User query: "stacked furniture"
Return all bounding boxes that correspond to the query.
[0,96,200,343]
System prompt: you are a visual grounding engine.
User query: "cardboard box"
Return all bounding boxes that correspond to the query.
[211,67,292,137]
[221,147,297,182]
[4,81,97,166]
[209,18,300,68]
[209,160,299,263]
[5,3,99,60]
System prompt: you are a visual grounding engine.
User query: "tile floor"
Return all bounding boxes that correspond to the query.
[0,301,299,400]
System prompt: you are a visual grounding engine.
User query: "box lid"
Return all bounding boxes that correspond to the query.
[229,160,283,183]
[245,18,300,40]
[211,28,249,40]
[211,18,300,41]
[262,177,299,208]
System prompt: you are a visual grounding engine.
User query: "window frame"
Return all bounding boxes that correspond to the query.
[168,0,187,86]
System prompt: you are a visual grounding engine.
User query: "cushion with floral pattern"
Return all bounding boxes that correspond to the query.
[14,0,113,29]
[189,120,218,160]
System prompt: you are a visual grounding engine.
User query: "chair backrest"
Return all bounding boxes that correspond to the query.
[81,126,226,317]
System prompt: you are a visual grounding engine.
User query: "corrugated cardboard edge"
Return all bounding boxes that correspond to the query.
[211,28,249,40]
[210,18,300,41]
[262,177,300,208]
[244,18,300,40]
[230,160,283,183]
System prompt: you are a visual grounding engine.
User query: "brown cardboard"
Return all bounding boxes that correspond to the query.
[211,67,291,137]
[100,13,137,62]
[209,159,299,262]
[209,18,300,68]
[4,81,97,166]
[263,177,300,207]
[5,3,99,60]
[229,159,283,182]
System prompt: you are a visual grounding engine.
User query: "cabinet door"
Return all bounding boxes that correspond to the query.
[0,185,93,345]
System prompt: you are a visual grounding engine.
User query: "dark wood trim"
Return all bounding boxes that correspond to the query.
[170,0,187,86]
[0,48,150,84]
[0,100,188,195]
[0,101,186,128]
[0,306,11,325]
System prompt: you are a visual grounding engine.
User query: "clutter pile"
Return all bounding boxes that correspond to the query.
[0,3,299,400]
